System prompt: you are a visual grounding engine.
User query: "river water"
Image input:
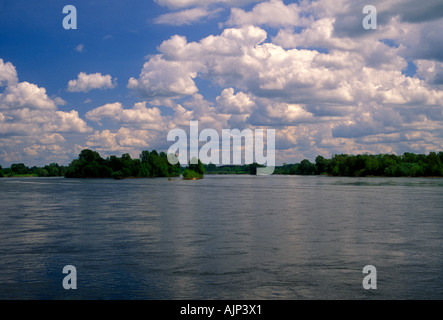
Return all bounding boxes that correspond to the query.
[0,175,442,299]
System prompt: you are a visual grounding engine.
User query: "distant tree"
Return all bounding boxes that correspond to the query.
[10,163,29,175]
[247,162,265,175]
[44,163,60,176]
[59,149,443,179]
[35,168,49,177]
[296,159,316,175]
[183,157,204,179]
[402,152,417,164]
[65,149,103,178]
[365,156,379,176]
[79,149,103,164]
[140,150,150,164]
[188,157,205,175]
[206,163,217,172]
[182,169,202,180]
[315,155,331,175]
[0,165,4,177]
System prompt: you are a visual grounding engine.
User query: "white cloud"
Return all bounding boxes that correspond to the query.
[75,44,84,53]
[53,96,67,106]
[67,72,117,93]
[154,7,221,25]
[128,54,199,98]
[133,0,443,160]
[5,0,443,165]
[54,110,91,133]
[85,127,158,157]
[216,88,255,114]
[0,59,18,86]
[227,0,312,28]
[1,81,57,111]
[86,102,166,131]
[416,59,443,85]
[0,59,92,165]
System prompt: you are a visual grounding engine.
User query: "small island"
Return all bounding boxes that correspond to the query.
[182,158,205,180]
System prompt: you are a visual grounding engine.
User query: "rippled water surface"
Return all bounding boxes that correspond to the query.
[1,175,442,299]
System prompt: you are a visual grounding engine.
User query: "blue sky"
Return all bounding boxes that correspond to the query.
[1,0,443,166]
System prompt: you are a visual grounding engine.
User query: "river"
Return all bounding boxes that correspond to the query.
[0,175,442,299]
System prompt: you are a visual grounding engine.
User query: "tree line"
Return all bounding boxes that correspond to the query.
[64,149,182,179]
[274,152,443,177]
[0,163,67,178]
[204,163,264,175]
[1,151,443,179]
[0,149,183,179]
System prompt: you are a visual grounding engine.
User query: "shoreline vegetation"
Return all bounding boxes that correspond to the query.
[1,149,443,179]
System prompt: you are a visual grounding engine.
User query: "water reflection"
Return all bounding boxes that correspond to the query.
[0,176,442,299]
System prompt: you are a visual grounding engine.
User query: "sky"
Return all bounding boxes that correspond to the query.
[1,0,443,166]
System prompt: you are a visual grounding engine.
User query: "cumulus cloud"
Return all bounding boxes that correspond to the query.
[416,59,443,85]
[129,0,443,163]
[128,54,199,98]
[0,59,18,86]
[67,72,117,93]
[154,7,222,25]
[226,0,312,28]
[128,25,267,98]
[5,0,443,165]
[0,59,92,165]
[216,88,255,114]
[85,127,161,158]
[86,102,166,131]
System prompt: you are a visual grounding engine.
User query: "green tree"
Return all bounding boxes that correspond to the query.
[44,163,60,176]
[11,163,30,175]
[315,156,330,175]
[365,155,379,176]
[188,157,205,175]
[140,150,150,164]
[65,149,105,178]
[248,162,264,175]
[79,149,103,163]
[296,159,316,175]
[183,157,204,179]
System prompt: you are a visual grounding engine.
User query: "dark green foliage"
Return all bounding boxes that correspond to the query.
[182,169,203,180]
[203,162,264,175]
[183,157,204,179]
[273,152,443,177]
[2,151,443,179]
[204,164,249,174]
[315,156,331,175]
[187,157,205,175]
[295,159,316,175]
[247,162,265,175]
[10,163,30,175]
[64,149,181,179]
